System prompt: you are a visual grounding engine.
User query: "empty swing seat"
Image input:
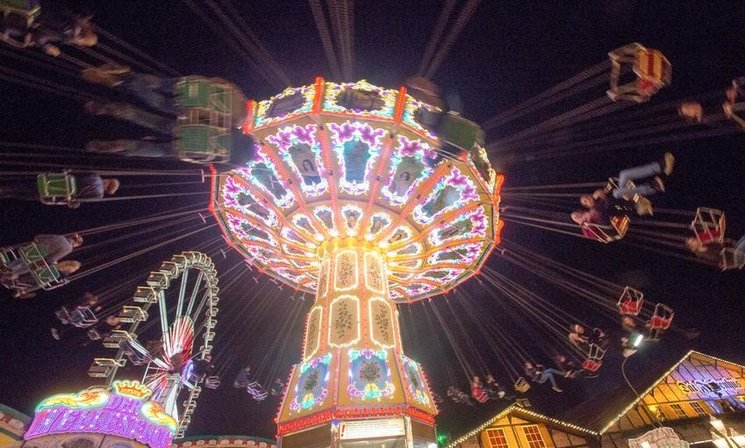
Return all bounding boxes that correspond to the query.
[102,329,134,349]
[582,343,606,372]
[720,245,745,271]
[87,357,124,378]
[133,286,158,303]
[607,43,671,103]
[647,303,674,341]
[204,376,221,389]
[117,305,148,323]
[618,286,644,315]
[691,207,726,245]
[648,303,674,330]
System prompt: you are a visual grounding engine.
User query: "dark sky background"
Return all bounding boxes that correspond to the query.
[0,0,744,443]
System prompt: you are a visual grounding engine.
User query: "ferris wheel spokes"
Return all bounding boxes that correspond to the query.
[88,251,219,437]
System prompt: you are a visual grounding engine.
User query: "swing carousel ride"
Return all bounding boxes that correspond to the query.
[0,0,743,446]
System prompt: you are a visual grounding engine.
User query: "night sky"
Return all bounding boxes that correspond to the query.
[0,0,744,443]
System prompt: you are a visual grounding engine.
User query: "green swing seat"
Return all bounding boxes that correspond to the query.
[37,172,77,205]
[175,76,235,164]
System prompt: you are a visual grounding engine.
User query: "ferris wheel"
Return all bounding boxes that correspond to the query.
[87,251,219,438]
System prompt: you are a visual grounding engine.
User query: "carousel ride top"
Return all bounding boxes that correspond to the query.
[211,78,503,303]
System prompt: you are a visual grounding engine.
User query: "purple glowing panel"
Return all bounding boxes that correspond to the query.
[25,396,173,448]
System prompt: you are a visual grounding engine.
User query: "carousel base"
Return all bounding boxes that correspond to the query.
[279,416,437,448]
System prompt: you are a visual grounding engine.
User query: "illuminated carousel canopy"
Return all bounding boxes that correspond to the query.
[211,78,503,303]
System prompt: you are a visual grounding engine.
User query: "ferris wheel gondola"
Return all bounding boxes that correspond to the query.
[88,251,219,438]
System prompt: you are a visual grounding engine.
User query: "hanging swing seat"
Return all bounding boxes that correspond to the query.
[587,343,606,360]
[133,286,158,304]
[607,43,671,103]
[270,381,285,396]
[146,271,170,289]
[581,216,630,243]
[618,286,644,315]
[438,113,485,155]
[582,358,603,372]
[581,343,606,372]
[175,77,237,164]
[646,303,674,341]
[247,381,268,401]
[204,375,221,389]
[37,172,77,205]
[0,243,67,296]
[87,357,125,378]
[122,342,150,366]
[117,305,148,323]
[691,207,726,245]
[724,77,745,130]
[720,244,745,271]
[0,0,40,16]
[514,377,531,393]
[102,329,134,349]
[55,306,98,328]
[0,0,40,49]
[647,303,674,330]
[580,178,635,243]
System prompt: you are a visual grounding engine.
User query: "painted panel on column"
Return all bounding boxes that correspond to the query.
[365,252,386,294]
[399,354,437,414]
[318,258,330,298]
[334,250,358,291]
[329,295,360,347]
[303,306,323,361]
[369,297,396,348]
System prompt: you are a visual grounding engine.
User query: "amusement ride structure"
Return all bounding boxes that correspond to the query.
[0,2,744,448]
[211,78,501,446]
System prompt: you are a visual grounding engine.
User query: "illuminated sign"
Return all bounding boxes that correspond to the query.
[24,381,175,448]
[628,427,690,448]
[339,418,405,440]
[677,378,744,396]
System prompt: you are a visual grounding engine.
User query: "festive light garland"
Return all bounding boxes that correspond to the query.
[254,84,316,129]
[323,80,398,119]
